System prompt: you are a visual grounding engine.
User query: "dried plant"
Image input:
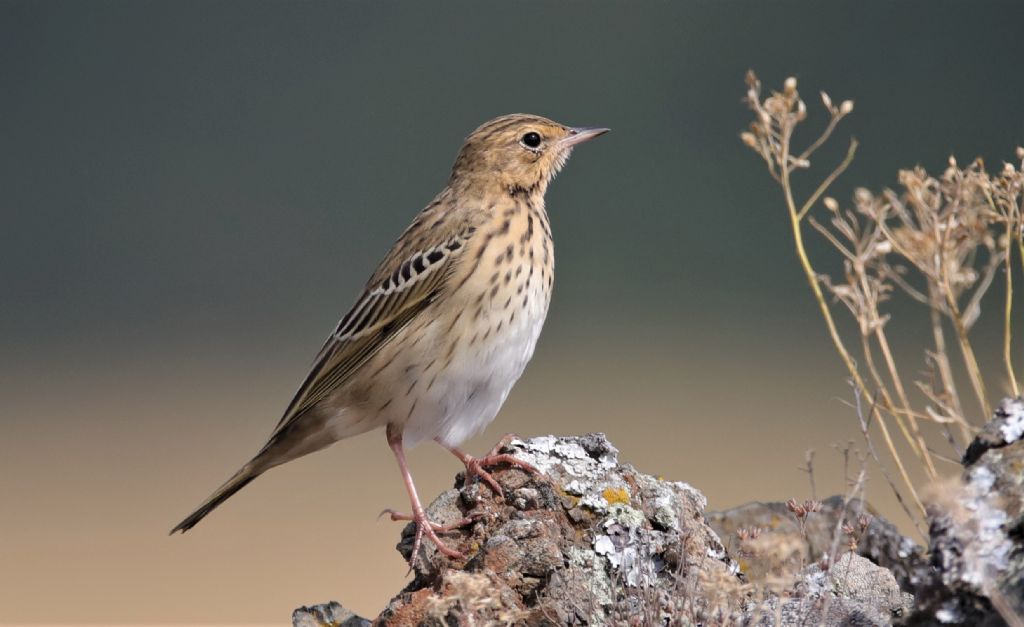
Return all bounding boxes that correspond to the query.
[786,498,822,543]
[741,71,1024,525]
[424,570,530,626]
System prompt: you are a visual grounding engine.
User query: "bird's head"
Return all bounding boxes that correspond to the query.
[449,113,608,198]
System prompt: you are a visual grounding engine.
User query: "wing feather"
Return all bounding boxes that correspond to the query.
[267,231,470,439]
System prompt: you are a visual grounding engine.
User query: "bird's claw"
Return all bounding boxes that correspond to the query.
[380,508,469,570]
[464,452,544,497]
[379,508,474,532]
[460,436,540,499]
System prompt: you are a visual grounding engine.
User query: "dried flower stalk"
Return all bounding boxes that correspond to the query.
[741,71,1024,525]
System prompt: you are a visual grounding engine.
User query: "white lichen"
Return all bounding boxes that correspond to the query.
[593,534,615,556]
[606,503,646,530]
[579,493,609,512]
[935,604,963,624]
[564,545,615,606]
[510,434,619,481]
[956,462,1013,590]
[563,479,586,496]
[512,435,634,518]
[590,504,662,588]
[998,398,1024,444]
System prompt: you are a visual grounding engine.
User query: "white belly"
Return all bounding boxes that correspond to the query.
[400,279,550,447]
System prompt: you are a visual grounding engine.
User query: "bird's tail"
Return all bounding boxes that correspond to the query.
[169,462,260,535]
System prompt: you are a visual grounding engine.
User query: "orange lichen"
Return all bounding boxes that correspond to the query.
[602,487,630,506]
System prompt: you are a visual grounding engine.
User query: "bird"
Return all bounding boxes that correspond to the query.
[170,113,609,565]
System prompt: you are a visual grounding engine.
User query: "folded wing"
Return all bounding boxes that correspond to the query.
[267,231,471,440]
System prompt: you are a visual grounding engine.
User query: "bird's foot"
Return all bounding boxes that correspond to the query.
[459,434,540,499]
[380,508,469,568]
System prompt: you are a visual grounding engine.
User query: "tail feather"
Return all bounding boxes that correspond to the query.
[170,464,259,534]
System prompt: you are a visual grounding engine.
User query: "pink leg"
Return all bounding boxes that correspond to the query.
[436,434,540,499]
[380,509,473,533]
[385,426,466,568]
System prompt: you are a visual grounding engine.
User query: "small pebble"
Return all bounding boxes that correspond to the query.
[512,487,539,510]
[460,483,481,508]
[567,507,588,523]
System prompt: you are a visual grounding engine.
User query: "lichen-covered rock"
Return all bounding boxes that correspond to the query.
[906,396,1024,626]
[373,433,741,625]
[292,601,371,627]
[962,396,1024,465]
[295,433,933,626]
[745,553,913,626]
[815,553,915,620]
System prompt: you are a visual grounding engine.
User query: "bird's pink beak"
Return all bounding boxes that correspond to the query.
[560,126,610,147]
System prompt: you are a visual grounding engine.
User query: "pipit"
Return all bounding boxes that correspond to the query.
[171,114,608,564]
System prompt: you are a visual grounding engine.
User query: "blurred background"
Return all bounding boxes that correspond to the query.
[3,0,1024,623]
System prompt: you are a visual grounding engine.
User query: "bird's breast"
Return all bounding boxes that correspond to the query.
[400,198,554,446]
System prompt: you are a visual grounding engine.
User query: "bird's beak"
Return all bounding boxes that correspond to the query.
[560,126,610,147]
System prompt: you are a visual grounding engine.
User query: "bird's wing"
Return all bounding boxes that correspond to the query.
[268,226,473,440]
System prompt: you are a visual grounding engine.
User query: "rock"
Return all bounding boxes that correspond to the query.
[374,433,743,625]
[962,396,1024,465]
[817,553,915,620]
[707,496,926,592]
[746,553,913,626]
[294,433,928,626]
[292,601,370,627]
[906,396,1024,625]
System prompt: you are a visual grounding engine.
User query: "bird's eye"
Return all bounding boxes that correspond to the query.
[521,132,542,149]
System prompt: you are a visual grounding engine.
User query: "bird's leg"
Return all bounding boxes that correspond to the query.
[436,433,540,499]
[385,427,466,567]
[379,509,473,532]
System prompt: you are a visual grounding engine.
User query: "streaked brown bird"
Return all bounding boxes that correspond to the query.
[171,113,608,564]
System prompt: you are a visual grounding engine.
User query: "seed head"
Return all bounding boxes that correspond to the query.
[736,526,763,541]
[784,76,798,96]
[796,99,807,121]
